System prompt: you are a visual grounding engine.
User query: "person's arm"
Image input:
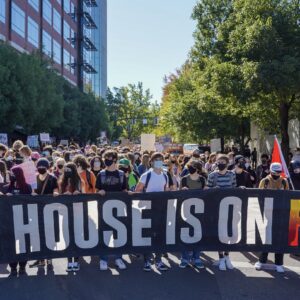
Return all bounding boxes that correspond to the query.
[258,179,265,189]
[135,173,147,193]
[207,173,215,188]
[122,174,128,192]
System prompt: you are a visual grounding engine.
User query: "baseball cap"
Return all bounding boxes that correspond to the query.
[270,162,282,173]
[36,158,50,169]
[119,158,130,167]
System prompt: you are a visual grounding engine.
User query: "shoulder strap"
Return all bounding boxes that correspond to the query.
[163,172,168,189]
[41,174,50,195]
[144,171,152,190]
[118,170,124,186]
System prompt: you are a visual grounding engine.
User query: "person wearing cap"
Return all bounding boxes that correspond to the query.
[255,162,289,273]
[234,155,253,188]
[30,158,59,269]
[31,151,41,166]
[118,158,139,191]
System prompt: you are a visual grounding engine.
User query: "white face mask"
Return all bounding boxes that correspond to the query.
[294,168,300,174]
[245,163,250,169]
[153,160,163,169]
[94,162,101,168]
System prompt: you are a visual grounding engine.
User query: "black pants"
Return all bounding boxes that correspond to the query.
[219,252,229,259]
[9,261,27,270]
[68,257,79,263]
[144,253,162,263]
[259,253,284,265]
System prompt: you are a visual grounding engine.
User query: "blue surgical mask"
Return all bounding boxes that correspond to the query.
[153,160,163,169]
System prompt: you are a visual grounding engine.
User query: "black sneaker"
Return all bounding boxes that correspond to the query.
[10,268,17,276]
[156,261,168,271]
[19,266,26,275]
[47,260,53,270]
[143,262,152,272]
[29,260,45,268]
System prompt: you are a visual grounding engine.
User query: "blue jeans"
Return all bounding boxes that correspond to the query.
[181,251,201,263]
[100,255,122,262]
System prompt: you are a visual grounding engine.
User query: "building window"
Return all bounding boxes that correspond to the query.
[43,0,52,25]
[28,0,39,11]
[53,9,61,33]
[0,0,5,23]
[70,55,75,74]
[63,20,70,43]
[70,29,75,48]
[64,0,70,14]
[64,49,70,71]
[27,17,39,48]
[53,40,61,64]
[11,2,25,38]
[57,0,62,5]
[42,30,52,57]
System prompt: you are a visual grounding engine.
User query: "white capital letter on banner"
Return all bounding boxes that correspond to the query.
[44,203,70,251]
[13,204,40,254]
[73,201,99,249]
[103,200,127,248]
[218,197,242,244]
[180,198,204,244]
[166,199,177,245]
[132,200,152,246]
[247,197,273,244]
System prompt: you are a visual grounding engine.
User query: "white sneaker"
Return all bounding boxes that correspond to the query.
[99,260,108,271]
[66,262,73,272]
[225,255,234,269]
[73,262,80,271]
[219,258,226,271]
[115,258,127,270]
[255,261,263,270]
[276,265,285,273]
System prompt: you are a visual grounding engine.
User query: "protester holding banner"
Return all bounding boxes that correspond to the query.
[73,155,96,194]
[118,158,139,192]
[234,155,253,188]
[4,166,32,276]
[59,162,85,272]
[207,154,236,271]
[135,152,169,272]
[96,150,128,271]
[255,162,289,273]
[30,158,59,269]
[179,159,206,269]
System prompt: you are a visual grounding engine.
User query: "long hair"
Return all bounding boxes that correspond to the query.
[10,166,31,194]
[59,162,81,193]
[0,160,7,179]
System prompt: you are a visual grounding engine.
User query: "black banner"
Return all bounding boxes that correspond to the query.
[0,189,300,263]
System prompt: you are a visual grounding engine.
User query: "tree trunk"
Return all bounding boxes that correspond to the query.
[279,101,290,162]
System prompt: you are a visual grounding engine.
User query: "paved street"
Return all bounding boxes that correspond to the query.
[0,252,299,300]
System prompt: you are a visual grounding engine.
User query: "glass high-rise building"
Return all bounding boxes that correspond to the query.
[0,0,107,99]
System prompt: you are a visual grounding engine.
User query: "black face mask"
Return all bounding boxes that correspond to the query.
[119,167,128,173]
[262,159,267,165]
[271,174,280,180]
[188,166,197,175]
[105,159,114,167]
[237,162,246,169]
[37,168,47,175]
[218,163,227,171]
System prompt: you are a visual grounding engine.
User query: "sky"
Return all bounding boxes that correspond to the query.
[107,0,198,103]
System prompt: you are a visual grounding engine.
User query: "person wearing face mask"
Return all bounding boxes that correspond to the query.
[73,155,96,194]
[119,158,139,191]
[179,159,206,269]
[290,160,300,190]
[234,155,253,188]
[134,152,141,166]
[256,154,270,186]
[135,152,169,272]
[90,156,103,177]
[207,154,236,271]
[30,158,59,269]
[255,162,289,273]
[4,149,15,170]
[96,150,128,271]
[245,157,257,186]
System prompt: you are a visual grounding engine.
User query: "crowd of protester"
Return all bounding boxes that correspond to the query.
[0,140,300,276]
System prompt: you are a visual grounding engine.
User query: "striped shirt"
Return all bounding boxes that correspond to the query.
[207,170,237,188]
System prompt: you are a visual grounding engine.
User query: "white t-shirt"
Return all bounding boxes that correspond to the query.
[139,169,168,193]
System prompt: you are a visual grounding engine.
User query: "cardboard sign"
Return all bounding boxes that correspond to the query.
[27,135,39,148]
[19,160,37,189]
[40,133,50,142]
[141,134,156,152]
[211,138,222,152]
[60,140,69,146]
